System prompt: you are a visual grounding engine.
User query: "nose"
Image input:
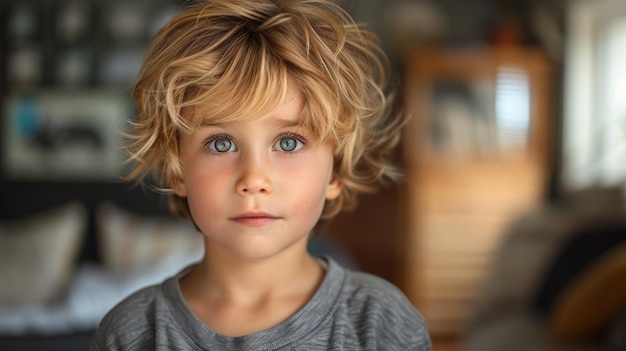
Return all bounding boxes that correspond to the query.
[235,153,272,195]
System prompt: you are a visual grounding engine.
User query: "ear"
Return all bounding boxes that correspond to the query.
[169,174,187,197]
[325,172,342,200]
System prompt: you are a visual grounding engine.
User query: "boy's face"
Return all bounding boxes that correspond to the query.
[171,89,342,260]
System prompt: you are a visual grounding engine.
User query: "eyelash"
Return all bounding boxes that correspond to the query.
[202,132,308,153]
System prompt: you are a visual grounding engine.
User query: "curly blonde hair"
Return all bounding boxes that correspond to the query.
[125,0,404,222]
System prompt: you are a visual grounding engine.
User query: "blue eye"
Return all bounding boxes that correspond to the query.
[206,136,237,153]
[274,136,303,152]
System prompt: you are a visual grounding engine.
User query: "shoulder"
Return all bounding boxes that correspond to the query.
[336,267,432,349]
[343,269,403,299]
[341,269,423,321]
[90,282,165,351]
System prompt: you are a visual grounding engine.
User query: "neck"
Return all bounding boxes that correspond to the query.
[183,240,323,303]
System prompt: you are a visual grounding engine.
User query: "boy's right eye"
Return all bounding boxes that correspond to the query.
[206,136,237,153]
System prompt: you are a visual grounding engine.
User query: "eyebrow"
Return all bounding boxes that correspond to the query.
[270,118,303,128]
[199,118,303,128]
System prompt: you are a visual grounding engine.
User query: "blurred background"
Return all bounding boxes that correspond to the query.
[1,0,626,350]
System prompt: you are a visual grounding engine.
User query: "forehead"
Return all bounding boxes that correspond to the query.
[189,84,306,127]
[271,88,304,122]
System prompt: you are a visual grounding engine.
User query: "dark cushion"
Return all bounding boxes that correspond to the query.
[532,222,626,315]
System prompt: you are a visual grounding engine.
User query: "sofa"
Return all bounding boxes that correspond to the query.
[464,187,626,351]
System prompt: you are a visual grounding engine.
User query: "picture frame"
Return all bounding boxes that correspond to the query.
[403,48,552,164]
[2,90,130,181]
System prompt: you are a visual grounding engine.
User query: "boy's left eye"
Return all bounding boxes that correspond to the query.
[274,136,303,152]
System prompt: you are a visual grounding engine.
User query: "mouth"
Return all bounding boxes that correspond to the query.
[229,212,281,227]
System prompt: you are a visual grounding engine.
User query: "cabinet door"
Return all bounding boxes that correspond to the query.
[399,48,553,336]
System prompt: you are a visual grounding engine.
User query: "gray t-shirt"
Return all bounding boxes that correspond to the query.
[91,257,431,350]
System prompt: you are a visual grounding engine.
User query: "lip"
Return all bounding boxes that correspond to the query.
[229,212,281,227]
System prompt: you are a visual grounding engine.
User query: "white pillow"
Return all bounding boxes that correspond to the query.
[0,203,87,306]
[96,203,203,276]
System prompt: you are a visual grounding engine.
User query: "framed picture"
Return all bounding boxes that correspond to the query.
[403,48,552,164]
[2,90,130,181]
[428,78,496,158]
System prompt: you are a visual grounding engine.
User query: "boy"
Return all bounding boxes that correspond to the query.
[92,0,431,349]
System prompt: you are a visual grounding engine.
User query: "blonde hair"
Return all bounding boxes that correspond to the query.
[125,0,404,221]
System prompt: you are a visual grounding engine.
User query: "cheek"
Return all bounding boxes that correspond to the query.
[183,161,233,210]
[279,157,333,206]
[286,182,328,229]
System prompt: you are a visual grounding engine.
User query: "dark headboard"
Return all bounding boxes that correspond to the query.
[0,180,172,263]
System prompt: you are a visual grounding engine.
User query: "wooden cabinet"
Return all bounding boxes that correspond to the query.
[398,48,554,336]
